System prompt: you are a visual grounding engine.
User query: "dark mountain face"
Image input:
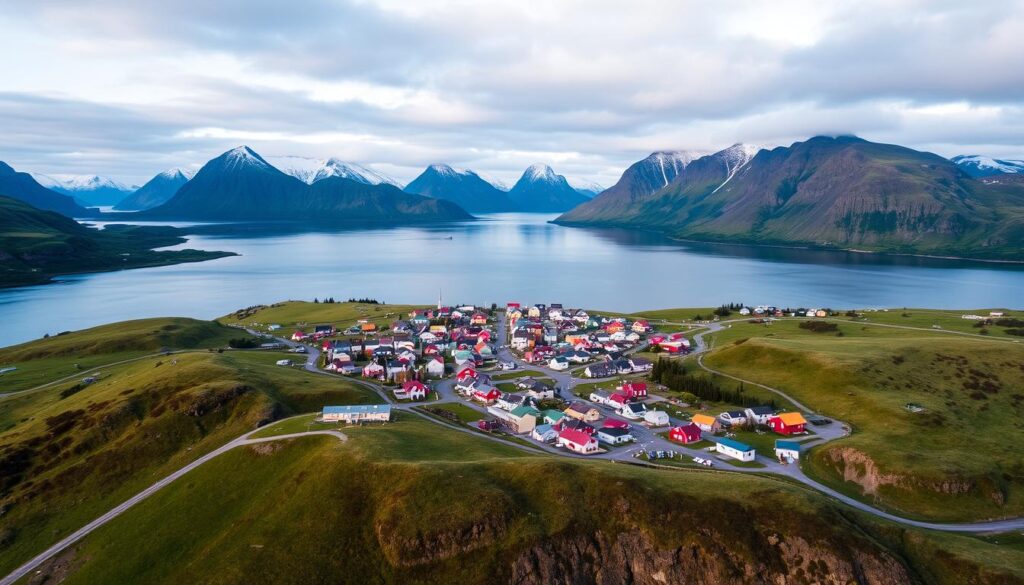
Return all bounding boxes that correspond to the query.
[0,162,90,218]
[404,165,518,212]
[114,170,191,211]
[557,136,1024,259]
[507,164,590,212]
[557,151,705,222]
[146,147,471,222]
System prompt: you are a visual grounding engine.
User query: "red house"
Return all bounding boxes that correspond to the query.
[607,393,629,408]
[601,418,630,431]
[456,367,478,383]
[669,423,702,444]
[620,382,648,398]
[769,412,807,435]
[557,428,599,454]
[472,387,501,404]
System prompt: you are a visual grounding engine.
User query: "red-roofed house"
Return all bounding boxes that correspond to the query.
[557,428,600,454]
[669,423,702,444]
[631,319,651,333]
[291,331,308,341]
[608,393,629,408]
[769,413,807,435]
[602,418,630,431]
[472,386,501,405]
[396,380,428,401]
[362,363,384,379]
[456,366,478,383]
[620,382,648,398]
[471,312,488,325]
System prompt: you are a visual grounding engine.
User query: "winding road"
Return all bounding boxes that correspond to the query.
[4,313,1024,585]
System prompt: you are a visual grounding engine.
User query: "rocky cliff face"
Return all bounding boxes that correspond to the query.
[509,529,911,585]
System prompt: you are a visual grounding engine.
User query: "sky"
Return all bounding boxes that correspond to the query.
[1,0,1023,187]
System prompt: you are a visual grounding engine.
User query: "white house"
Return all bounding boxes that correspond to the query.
[715,438,755,462]
[775,440,801,463]
[549,357,569,370]
[744,406,775,425]
[424,356,445,378]
[596,427,634,445]
[718,410,748,427]
[619,402,647,420]
[643,410,670,427]
[589,390,612,405]
[322,404,392,423]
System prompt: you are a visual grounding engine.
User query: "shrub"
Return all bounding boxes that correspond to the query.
[798,321,839,333]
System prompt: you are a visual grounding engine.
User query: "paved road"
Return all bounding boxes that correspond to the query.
[0,422,347,585]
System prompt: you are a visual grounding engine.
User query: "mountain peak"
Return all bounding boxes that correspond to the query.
[951,154,1024,177]
[428,163,460,176]
[221,146,273,170]
[524,163,558,182]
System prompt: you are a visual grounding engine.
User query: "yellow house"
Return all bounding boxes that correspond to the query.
[691,413,721,432]
[564,402,601,422]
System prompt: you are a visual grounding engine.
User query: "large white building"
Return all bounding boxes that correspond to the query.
[322,404,392,423]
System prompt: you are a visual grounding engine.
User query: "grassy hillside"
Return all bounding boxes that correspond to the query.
[0,345,381,576]
[0,195,234,288]
[219,300,428,333]
[701,318,1024,521]
[35,419,1024,585]
[0,317,241,395]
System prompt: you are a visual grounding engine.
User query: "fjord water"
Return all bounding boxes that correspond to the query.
[1,213,1023,347]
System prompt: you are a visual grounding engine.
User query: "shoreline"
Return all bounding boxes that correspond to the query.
[551,219,1024,265]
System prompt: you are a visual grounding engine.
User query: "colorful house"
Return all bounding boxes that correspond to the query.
[557,428,600,454]
[775,440,801,462]
[769,412,807,435]
[620,381,648,398]
[691,413,721,433]
[322,404,391,423]
[715,437,755,461]
[472,386,501,405]
[564,402,601,422]
[396,380,428,400]
[596,426,633,445]
[669,423,702,444]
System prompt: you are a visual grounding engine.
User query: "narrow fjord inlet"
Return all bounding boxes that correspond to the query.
[2,2,1024,584]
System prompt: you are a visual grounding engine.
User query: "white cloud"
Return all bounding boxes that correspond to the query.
[0,0,1023,185]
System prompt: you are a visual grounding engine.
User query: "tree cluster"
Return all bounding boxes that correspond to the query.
[650,359,776,408]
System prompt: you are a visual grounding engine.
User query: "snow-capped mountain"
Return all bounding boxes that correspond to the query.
[951,155,1024,178]
[146,146,470,222]
[114,168,194,211]
[0,161,89,217]
[566,177,605,198]
[266,156,399,186]
[31,173,136,206]
[507,164,590,212]
[404,164,518,212]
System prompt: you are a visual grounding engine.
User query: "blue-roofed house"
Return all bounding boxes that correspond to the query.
[775,440,801,462]
[321,404,391,423]
[715,437,755,462]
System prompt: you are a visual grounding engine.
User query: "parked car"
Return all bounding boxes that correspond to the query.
[477,419,500,432]
[498,361,516,370]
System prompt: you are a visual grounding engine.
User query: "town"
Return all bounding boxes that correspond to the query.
[276,301,844,471]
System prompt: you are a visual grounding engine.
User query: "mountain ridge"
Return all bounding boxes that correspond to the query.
[556,136,1024,260]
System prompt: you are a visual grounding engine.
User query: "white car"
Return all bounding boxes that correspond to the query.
[497,361,516,370]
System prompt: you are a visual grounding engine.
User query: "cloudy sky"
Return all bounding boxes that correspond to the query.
[1,0,1023,187]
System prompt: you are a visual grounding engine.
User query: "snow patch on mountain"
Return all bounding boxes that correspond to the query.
[951,154,1024,176]
[711,143,764,194]
[268,155,399,186]
[523,163,560,183]
[32,173,132,192]
[646,151,705,187]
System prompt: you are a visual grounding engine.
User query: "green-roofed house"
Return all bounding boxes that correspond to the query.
[715,437,755,462]
[543,409,566,425]
[775,440,801,463]
[509,406,541,434]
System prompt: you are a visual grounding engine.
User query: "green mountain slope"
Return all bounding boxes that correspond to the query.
[557,136,1024,260]
[0,195,233,288]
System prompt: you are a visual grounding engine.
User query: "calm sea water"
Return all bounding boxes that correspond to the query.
[1,213,1022,347]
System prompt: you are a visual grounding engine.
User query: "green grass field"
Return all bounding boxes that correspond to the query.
[0,345,381,576]
[29,417,1024,585]
[217,300,428,334]
[0,317,242,394]
[701,318,1024,522]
